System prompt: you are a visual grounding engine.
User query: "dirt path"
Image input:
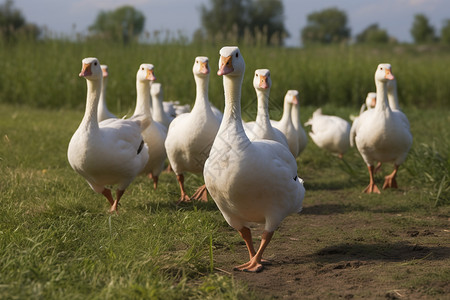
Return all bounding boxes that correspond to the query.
[213,197,450,299]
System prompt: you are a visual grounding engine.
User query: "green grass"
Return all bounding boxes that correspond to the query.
[0,102,448,299]
[1,40,450,111]
[0,40,449,299]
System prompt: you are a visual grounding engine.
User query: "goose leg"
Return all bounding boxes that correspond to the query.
[102,188,115,206]
[190,184,208,202]
[110,189,124,213]
[234,230,274,273]
[383,165,399,189]
[374,162,383,173]
[363,165,380,194]
[176,174,191,203]
[149,173,159,190]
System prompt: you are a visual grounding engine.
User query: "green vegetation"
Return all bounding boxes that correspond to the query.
[0,39,449,298]
[1,39,450,111]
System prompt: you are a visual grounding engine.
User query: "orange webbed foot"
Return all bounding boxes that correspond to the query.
[233,258,264,273]
[363,183,381,194]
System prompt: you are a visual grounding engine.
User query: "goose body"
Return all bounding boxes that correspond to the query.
[270,90,300,157]
[204,47,305,272]
[243,69,288,147]
[350,63,412,193]
[97,65,117,122]
[304,108,350,158]
[165,56,220,202]
[132,64,167,189]
[68,58,149,212]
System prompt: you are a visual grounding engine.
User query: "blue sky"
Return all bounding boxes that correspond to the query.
[14,0,450,46]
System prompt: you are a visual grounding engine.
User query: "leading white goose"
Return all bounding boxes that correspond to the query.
[304,108,350,158]
[165,56,220,202]
[271,90,300,157]
[97,65,117,122]
[132,64,167,189]
[243,69,288,147]
[350,63,412,193]
[204,46,305,273]
[68,57,149,212]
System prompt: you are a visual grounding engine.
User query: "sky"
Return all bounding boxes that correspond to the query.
[13,0,450,47]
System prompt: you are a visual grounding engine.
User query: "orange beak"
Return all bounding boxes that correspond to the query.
[79,63,92,77]
[217,55,233,76]
[292,95,298,105]
[259,75,269,89]
[102,68,108,78]
[385,68,394,80]
[370,97,376,108]
[146,69,156,81]
[200,61,210,75]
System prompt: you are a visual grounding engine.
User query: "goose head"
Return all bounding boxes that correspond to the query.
[365,92,377,109]
[285,90,299,106]
[137,63,156,82]
[253,69,271,90]
[79,57,102,80]
[193,56,210,77]
[150,82,162,98]
[101,65,108,78]
[375,63,394,83]
[217,46,245,77]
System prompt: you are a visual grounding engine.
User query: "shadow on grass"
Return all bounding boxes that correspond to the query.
[309,241,450,263]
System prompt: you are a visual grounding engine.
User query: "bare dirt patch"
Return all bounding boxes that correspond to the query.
[213,196,450,299]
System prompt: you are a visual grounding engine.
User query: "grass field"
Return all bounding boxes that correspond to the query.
[0,100,448,298]
[0,40,449,299]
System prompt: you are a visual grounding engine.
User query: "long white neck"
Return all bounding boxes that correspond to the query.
[375,79,391,113]
[280,99,293,125]
[99,77,107,107]
[191,74,212,113]
[387,79,400,110]
[80,79,101,131]
[218,74,250,146]
[133,80,152,119]
[255,88,271,129]
[291,103,301,131]
[151,91,169,124]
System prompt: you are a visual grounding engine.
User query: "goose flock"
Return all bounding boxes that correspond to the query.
[68,47,412,272]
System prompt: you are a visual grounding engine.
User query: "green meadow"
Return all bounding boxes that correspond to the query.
[0,40,449,299]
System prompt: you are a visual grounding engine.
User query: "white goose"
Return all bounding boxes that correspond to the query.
[290,92,308,155]
[243,69,288,147]
[132,64,167,189]
[271,90,300,157]
[349,92,376,122]
[204,46,305,273]
[304,108,350,158]
[165,56,220,202]
[68,57,149,212]
[97,65,117,122]
[151,83,174,129]
[350,63,412,193]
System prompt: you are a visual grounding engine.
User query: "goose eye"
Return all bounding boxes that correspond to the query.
[236,53,239,58]
[94,62,98,66]
[141,67,144,70]
[255,74,258,77]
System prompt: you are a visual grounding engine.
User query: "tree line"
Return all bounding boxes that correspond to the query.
[1,0,449,46]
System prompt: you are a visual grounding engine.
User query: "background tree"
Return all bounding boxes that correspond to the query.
[200,0,250,43]
[356,23,391,44]
[301,7,350,46]
[89,5,145,44]
[440,19,450,45]
[248,0,288,46]
[199,0,287,45]
[410,13,436,44]
[0,0,40,41]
